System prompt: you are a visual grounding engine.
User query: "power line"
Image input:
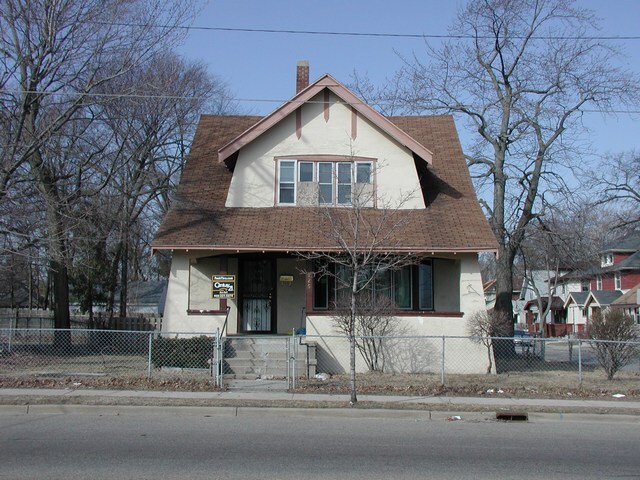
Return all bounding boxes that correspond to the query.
[97,22,640,41]
[2,88,640,115]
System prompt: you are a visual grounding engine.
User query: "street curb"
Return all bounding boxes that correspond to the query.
[0,404,637,423]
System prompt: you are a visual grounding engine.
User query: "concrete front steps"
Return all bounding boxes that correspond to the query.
[221,336,316,379]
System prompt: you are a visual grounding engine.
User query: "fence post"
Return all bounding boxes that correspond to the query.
[147,332,153,379]
[441,335,446,385]
[578,338,583,386]
[291,329,297,390]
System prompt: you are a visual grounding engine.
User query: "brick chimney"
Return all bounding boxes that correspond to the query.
[296,60,309,94]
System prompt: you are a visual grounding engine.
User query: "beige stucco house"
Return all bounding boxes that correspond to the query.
[152,62,497,373]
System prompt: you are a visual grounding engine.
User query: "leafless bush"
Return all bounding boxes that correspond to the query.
[588,309,639,380]
[333,294,400,373]
[467,310,511,374]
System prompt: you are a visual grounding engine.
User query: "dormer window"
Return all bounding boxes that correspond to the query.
[277,157,374,206]
[601,253,614,267]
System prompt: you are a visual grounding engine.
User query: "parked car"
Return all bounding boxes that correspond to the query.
[513,329,534,350]
[513,329,533,345]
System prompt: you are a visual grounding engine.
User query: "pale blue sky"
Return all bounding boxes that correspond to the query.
[179,0,640,159]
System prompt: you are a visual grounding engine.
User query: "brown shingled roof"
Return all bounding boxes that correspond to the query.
[152,114,497,253]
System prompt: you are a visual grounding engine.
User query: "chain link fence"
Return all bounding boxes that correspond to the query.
[1,328,639,392]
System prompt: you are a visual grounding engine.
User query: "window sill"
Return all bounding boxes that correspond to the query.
[306,310,463,318]
[187,309,228,315]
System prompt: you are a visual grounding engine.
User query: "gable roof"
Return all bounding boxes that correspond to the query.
[584,290,623,307]
[152,71,497,255]
[611,282,640,307]
[218,74,433,167]
[601,234,640,253]
[524,296,564,311]
[152,114,496,254]
[564,291,589,308]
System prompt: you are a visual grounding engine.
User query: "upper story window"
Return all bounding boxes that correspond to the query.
[601,253,614,267]
[596,275,602,290]
[614,272,621,290]
[277,158,373,206]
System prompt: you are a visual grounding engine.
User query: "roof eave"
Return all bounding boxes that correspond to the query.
[217,74,434,166]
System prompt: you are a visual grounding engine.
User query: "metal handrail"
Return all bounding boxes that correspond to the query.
[221,306,231,337]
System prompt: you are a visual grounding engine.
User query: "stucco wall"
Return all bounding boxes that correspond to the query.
[225,92,425,209]
[304,253,489,374]
[275,258,307,334]
[162,252,238,335]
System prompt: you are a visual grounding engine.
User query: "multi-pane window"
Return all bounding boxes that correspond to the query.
[277,159,372,206]
[313,261,433,312]
[614,272,621,290]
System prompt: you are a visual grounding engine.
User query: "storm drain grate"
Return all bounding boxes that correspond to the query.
[496,411,529,422]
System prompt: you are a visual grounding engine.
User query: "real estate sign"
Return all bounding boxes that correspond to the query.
[212,275,235,299]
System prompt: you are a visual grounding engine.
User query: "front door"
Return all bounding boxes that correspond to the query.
[240,258,275,333]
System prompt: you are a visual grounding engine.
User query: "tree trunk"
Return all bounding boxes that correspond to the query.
[492,247,516,371]
[119,240,128,321]
[494,248,515,334]
[51,258,71,348]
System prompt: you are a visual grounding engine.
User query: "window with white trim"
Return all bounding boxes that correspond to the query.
[596,275,602,290]
[277,159,373,206]
[278,160,296,204]
[614,272,621,290]
[601,253,614,267]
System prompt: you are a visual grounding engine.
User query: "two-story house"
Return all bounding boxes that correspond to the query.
[561,235,640,333]
[151,62,497,373]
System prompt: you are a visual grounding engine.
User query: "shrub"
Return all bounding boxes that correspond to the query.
[588,309,639,380]
[467,309,511,374]
[151,336,214,369]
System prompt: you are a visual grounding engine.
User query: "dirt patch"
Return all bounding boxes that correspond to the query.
[1,369,639,400]
[294,371,640,400]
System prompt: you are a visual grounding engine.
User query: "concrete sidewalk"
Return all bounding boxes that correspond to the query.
[1,386,639,418]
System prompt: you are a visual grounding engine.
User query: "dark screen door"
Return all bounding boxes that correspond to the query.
[241,259,274,333]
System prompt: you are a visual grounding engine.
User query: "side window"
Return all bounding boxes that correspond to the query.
[278,161,295,204]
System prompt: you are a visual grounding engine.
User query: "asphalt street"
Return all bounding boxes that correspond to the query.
[1,410,638,479]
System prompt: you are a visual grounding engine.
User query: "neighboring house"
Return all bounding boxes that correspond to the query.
[483,277,523,324]
[610,282,640,325]
[120,281,167,316]
[152,62,497,373]
[584,290,624,321]
[563,291,590,334]
[518,234,640,336]
[523,296,567,336]
[589,235,640,293]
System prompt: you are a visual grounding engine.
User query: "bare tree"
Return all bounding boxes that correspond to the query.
[592,151,640,229]
[96,53,230,318]
[358,0,639,333]
[588,309,639,380]
[0,0,201,338]
[467,309,510,374]
[301,175,418,404]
